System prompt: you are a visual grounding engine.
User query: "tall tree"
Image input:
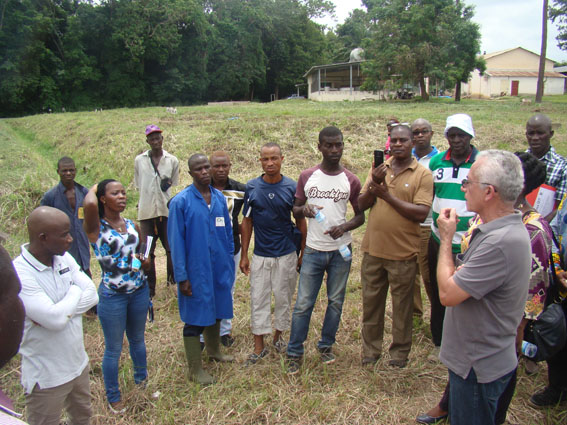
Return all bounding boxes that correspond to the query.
[536,0,549,103]
[550,0,567,50]
[205,0,267,101]
[261,0,328,99]
[333,9,370,63]
[361,0,482,101]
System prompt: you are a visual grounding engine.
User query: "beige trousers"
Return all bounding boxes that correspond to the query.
[250,252,298,335]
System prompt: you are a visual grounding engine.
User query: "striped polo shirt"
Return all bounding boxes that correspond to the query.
[429,147,478,252]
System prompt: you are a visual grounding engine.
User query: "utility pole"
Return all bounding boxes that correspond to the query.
[536,0,549,103]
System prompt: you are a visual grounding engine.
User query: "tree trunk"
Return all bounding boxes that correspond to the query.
[536,0,548,103]
[419,77,429,101]
[454,81,461,102]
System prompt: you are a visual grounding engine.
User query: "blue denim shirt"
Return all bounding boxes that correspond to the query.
[41,181,90,270]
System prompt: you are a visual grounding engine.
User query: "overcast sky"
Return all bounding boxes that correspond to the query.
[316,0,567,63]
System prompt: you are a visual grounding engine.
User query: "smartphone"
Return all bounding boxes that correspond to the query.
[373,149,384,167]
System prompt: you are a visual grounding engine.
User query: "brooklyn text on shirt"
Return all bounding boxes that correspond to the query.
[306,187,349,203]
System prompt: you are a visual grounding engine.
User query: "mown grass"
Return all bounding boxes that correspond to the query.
[1,98,567,424]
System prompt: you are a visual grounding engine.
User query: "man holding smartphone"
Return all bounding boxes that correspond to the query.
[358,124,433,368]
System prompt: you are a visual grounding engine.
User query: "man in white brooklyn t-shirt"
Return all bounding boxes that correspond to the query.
[286,126,364,373]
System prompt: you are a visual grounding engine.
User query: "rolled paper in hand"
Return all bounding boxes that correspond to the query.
[144,236,153,259]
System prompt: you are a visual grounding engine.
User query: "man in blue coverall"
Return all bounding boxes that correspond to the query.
[168,154,235,385]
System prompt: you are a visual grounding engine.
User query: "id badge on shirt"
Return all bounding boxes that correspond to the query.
[78,207,84,219]
[215,217,225,227]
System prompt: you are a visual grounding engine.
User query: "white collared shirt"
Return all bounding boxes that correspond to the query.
[134,149,179,220]
[13,245,98,393]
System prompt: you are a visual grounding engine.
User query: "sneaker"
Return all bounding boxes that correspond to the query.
[287,356,301,375]
[388,358,408,368]
[221,334,235,347]
[108,400,126,414]
[245,348,268,366]
[273,337,287,353]
[319,348,336,364]
[529,386,567,408]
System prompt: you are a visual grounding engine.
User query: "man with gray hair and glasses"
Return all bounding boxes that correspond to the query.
[436,150,531,425]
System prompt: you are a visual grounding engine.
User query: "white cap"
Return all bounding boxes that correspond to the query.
[444,113,475,138]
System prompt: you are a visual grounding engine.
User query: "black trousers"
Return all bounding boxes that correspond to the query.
[547,301,567,391]
[139,216,173,298]
[427,236,452,347]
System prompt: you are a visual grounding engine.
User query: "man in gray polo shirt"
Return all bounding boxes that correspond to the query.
[436,150,531,425]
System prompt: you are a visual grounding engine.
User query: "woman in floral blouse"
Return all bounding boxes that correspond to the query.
[83,179,150,414]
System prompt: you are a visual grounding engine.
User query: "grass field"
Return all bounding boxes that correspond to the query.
[1,97,566,424]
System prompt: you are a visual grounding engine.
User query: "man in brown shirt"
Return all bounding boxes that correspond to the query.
[359,124,433,368]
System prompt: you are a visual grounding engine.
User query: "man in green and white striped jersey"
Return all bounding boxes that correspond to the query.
[426,114,478,350]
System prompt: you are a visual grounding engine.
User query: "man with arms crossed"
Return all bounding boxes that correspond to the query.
[13,206,99,425]
[359,124,433,368]
[240,143,307,365]
[286,126,364,372]
[437,150,530,425]
[134,125,179,298]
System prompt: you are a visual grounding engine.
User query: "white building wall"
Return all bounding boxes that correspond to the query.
[309,89,385,101]
[462,71,565,98]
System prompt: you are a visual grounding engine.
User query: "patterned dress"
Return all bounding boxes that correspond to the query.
[91,218,147,293]
[461,211,553,320]
[551,195,567,299]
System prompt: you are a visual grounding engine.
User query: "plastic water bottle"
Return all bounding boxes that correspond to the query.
[313,209,352,261]
[522,341,537,358]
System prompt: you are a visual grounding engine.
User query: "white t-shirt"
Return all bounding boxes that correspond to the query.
[295,165,361,251]
[13,245,98,393]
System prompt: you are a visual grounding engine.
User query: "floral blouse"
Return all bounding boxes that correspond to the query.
[551,194,567,299]
[461,211,553,320]
[91,218,146,293]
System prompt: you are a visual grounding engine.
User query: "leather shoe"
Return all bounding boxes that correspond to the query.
[415,412,448,424]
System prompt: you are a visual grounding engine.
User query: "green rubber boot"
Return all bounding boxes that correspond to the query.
[203,321,234,362]
[183,336,214,385]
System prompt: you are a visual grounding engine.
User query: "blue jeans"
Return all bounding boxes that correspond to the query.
[287,246,351,357]
[98,283,149,403]
[449,368,515,425]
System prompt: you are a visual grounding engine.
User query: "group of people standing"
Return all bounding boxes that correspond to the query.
[1,113,566,425]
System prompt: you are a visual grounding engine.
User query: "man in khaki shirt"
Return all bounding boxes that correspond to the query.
[358,124,433,368]
[134,125,179,298]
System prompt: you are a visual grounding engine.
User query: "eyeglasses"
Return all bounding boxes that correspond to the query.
[461,178,498,192]
[390,122,410,127]
[412,129,430,136]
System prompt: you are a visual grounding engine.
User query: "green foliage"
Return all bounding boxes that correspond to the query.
[332,9,370,63]
[360,0,483,101]
[0,0,333,115]
[550,0,567,51]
